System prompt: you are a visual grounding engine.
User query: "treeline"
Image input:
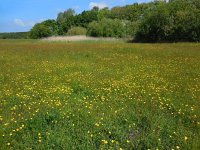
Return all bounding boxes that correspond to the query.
[29,5,148,39]
[0,32,29,39]
[135,0,200,42]
[5,0,199,42]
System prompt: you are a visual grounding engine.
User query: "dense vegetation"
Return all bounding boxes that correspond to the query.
[0,40,200,149]
[87,18,129,38]
[28,0,200,42]
[135,0,200,42]
[66,27,87,36]
[0,32,29,39]
[1,0,199,42]
[29,20,59,39]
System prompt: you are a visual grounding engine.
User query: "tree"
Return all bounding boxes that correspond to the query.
[109,3,152,22]
[29,0,200,42]
[29,23,52,39]
[56,9,76,34]
[168,0,200,41]
[76,9,99,28]
[97,7,110,20]
[42,20,59,35]
[29,20,59,39]
[135,3,171,42]
[57,9,75,23]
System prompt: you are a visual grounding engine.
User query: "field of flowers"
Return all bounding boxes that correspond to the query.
[0,40,200,149]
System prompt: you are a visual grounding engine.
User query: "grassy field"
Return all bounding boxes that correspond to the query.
[0,40,200,150]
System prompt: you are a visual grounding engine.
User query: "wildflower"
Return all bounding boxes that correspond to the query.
[95,123,100,127]
[185,136,188,141]
[101,140,108,144]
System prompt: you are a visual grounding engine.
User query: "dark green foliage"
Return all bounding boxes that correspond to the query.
[58,17,75,34]
[0,32,29,39]
[56,9,75,23]
[135,0,200,42]
[29,20,59,39]
[28,0,200,41]
[168,0,200,42]
[74,8,99,28]
[109,3,152,22]
[29,24,52,39]
[135,3,172,42]
[41,20,59,35]
[97,7,110,21]
[56,9,76,34]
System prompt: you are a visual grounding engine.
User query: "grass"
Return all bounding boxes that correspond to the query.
[0,40,200,150]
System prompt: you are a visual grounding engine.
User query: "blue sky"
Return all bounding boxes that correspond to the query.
[0,0,151,32]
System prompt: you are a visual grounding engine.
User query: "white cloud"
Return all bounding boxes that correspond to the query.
[14,19,25,27]
[14,19,36,27]
[89,2,108,9]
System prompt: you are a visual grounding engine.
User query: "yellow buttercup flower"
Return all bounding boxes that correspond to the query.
[101,140,108,144]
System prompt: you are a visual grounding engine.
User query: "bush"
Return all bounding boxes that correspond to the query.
[29,24,52,39]
[87,18,126,38]
[134,0,200,42]
[66,27,87,36]
[29,20,59,39]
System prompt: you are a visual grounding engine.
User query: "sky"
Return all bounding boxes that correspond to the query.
[0,0,152,32]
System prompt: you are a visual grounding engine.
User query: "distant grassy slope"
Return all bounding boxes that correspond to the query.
[0,32,29,39]
[0,40,199,149]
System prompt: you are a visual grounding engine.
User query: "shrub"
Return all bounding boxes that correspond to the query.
[66,27,87,36]
[29,20,59,39]
[29,24,52,39]
[87,18,126,38]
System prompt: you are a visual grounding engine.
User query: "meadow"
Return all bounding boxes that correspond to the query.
[0,40,199,150]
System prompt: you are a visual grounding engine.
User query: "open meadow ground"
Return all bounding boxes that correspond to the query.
[0,40,200,149]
